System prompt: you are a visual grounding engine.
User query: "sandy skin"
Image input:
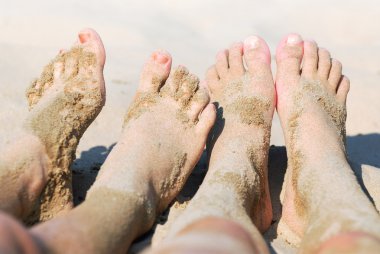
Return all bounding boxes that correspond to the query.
[148,35,276,254]
[28,47,216,253]
[0,28,106,223]
[275,34,380,252]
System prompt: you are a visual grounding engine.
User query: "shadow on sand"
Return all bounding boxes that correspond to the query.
[71,144,115,205]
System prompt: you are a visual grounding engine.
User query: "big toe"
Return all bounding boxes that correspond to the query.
[139,50,172,93]
[243,35,271,74]
[275,33,304,95]
[77,28,106,68]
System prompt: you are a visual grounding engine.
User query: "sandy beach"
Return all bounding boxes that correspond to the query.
[1,0,379,253]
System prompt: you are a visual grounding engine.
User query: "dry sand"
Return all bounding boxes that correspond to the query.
[1,0,380,253]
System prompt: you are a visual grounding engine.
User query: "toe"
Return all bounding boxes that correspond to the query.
[215,50,229,79]
[77,28,106,69]
[243,35,271,75]
[302,40,318,77]
[177,73,199,106]
[139,50,172,93]
[336,76,350,105]
[195,103,216,137]
[205,66,220,94]
[317,48,332,79]
[275,33,303,93]
[188,84,211,122]
[53,61,64,83]
[228,42,245,76]
[328,59,343,93]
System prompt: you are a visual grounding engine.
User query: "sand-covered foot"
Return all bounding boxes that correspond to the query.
[276,34,380,251]
[91,51,216,213]
[206,36,275,231]
[20,28,106,223]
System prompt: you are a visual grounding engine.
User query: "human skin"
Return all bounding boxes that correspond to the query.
[147,35,275,254]
[275,33,380,253]
[0,28,216,253]
[29,50,216,253]
[0,28,106,223]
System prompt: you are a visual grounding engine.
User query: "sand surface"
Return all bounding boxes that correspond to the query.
[1,1,380,253]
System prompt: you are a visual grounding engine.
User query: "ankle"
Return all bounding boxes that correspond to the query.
[86,186,157,233]
[0,134,49,218]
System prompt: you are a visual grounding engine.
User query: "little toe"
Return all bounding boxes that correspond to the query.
[336,76,350,105]
[205,66,220,94]
[243,35,271,75]
[188,85,211,122]
[328,59,343,93]
[195,103,217,137]
[228,42,245,77]
[215,50,229,79]
[139,50,172,93]
[302,40,318,77]
[317,48,332,79]
[275,33,304,93]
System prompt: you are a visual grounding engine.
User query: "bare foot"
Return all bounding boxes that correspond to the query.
[31,50,216,253]
[276,34,380,251]
[206,36,275,231]
[0,28,106,223]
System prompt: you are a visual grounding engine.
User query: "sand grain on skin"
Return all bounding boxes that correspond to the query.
[284,78,348,219]
[23,46,104,224]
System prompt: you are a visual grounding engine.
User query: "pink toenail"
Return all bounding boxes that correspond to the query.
[287,34,302,45]
[79,33,91,43]
[244,36,260,50]
[153,53,169,64]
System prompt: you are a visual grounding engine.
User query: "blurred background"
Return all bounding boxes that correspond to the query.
[1,0,379,165]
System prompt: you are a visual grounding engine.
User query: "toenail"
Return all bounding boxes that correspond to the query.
[244,36,260,50]
[153,53,169,64]
[79,33,91,43]
[286,34,302,45]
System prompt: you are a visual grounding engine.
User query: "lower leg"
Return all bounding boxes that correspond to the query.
[317,232,380,254]
[0,211,43,254]
[147,217,260,254]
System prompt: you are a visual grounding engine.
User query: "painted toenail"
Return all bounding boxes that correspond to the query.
[287,34,302,45]
[244,36,260,50]
[153,53,169,64]
[79,33,91,43]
